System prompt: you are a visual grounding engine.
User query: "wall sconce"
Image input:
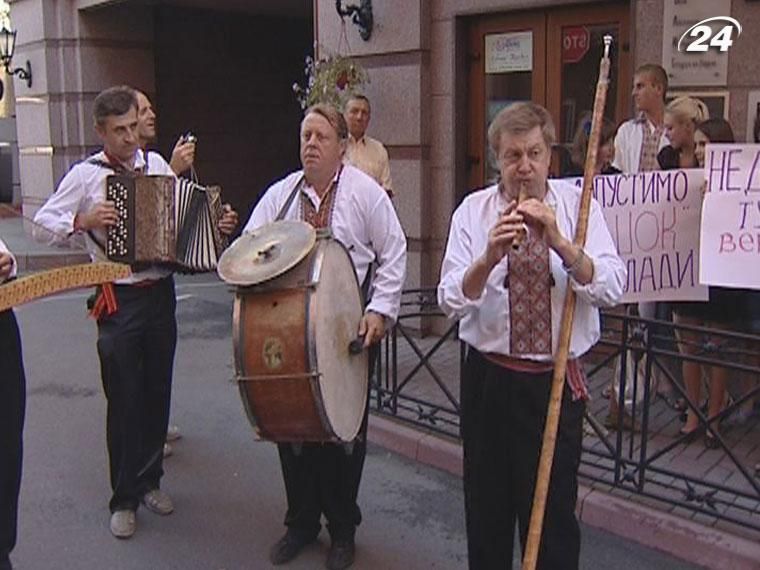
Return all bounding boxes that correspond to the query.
[0,27,32,88]
[335,0,373,41]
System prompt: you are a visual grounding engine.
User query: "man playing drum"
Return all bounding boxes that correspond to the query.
[241,103,406,570]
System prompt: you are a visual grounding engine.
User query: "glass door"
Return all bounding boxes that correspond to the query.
[547,5,631,149]
[467,13,546,191]
[465,4,631,191]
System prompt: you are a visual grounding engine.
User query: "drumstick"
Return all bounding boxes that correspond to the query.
[348,336,365,354]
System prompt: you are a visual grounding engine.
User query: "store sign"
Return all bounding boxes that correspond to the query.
[662,0,731,87]
[562,26,589,64]
[485,32,532,74]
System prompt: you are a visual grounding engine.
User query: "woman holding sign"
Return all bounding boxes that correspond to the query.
[673,117,745,447]
[657,96,707,170]
[695,119,760,430]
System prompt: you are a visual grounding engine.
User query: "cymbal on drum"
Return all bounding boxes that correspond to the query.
[217,220,316,286]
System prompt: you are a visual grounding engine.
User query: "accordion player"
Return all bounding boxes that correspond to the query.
[105,174,228,272]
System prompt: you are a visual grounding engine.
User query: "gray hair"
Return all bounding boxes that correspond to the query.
[487,102,556,156]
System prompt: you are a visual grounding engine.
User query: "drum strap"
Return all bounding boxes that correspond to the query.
[275,175,306,221]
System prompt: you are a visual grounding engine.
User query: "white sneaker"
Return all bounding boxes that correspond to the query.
[110,509,136,538]
[166,424,182,442]
[142,489,174,516]
[163,442,173,458]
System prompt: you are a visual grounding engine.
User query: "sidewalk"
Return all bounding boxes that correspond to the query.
[3,212,759,570]
[0,215,90,272]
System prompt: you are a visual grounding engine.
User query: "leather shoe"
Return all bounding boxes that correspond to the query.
[142,489,174,515]
[326,539,355,570]
[110,509,136,539]
[269,531,316,565]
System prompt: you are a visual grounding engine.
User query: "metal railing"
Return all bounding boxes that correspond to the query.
[370,289,760,533]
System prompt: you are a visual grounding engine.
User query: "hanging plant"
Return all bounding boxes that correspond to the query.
[292,51,369,110]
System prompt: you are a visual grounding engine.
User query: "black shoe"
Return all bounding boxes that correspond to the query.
[326,539,355,570]
[269,531,316,565]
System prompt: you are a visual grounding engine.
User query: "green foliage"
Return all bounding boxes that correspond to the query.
[292,52,369,110]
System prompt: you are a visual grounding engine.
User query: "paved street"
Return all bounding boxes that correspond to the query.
[10,275,701,569]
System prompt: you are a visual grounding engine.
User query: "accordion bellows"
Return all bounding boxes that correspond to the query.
[106,175,227,272]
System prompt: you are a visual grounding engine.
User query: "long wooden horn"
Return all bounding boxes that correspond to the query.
[521,34,613,570]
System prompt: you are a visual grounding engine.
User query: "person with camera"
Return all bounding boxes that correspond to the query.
[134,90,238,457]
[135,90,196,177]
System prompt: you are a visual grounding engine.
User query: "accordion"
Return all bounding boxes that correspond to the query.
[105,175,227,272]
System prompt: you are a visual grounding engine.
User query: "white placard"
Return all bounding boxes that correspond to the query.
[567,170,708,303]
[662,0,730,87]
[485,32,532,74]
[700,144,760,288]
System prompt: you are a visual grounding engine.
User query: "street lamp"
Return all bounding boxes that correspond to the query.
[0,27,31,88]
[335,0,373,41]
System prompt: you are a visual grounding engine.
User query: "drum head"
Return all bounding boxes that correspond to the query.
[311,239,368,441]
[217,220,316,286]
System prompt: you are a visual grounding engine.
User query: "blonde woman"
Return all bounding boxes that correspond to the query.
[657,95,709,170]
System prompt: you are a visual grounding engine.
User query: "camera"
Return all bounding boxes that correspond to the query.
[182,132,197,144]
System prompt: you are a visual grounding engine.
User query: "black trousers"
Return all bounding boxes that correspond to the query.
[276,342,378,543]
[277,402,368,542]
[462,348,585,570]
[96,277,177,512]
[0,310,25,567]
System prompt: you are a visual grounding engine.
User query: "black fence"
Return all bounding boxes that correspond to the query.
[370,289,760,533]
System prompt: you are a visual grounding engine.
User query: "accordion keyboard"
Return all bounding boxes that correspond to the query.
[108,179,130,258]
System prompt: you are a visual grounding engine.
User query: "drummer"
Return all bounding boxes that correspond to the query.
[241,103,406,570]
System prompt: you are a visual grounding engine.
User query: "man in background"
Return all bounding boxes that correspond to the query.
[343,95,394,198]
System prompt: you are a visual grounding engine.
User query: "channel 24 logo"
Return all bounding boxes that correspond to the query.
[677,16,742,53]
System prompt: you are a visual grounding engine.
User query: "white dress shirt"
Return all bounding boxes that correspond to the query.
[0,237,17,281]
[612,114,669,173]
[33,150,176,284]
[243,164,407,322]
[438,179,626,361]
[345,135,393,195]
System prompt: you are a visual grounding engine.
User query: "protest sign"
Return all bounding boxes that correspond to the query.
[700,144,760,289]
[568,169,708,303]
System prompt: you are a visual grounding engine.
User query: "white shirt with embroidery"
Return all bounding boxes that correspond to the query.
[612,114,669,173]
[33,150,176,284]
[243,164,406,322]
[437,179,626,361]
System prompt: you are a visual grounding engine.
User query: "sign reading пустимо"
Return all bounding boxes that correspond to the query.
[567,170,708,304]
[700,144,760,289]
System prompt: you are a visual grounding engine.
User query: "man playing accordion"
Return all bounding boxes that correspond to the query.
[32,85,236,539]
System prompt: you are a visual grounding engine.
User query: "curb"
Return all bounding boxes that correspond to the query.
[367,414,760,570]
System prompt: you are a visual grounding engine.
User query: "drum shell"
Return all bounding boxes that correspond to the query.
[233,238,367,442]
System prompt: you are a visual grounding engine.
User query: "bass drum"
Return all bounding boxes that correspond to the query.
[232,233,368,442]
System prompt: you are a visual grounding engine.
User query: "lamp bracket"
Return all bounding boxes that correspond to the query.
[335,0,373,42]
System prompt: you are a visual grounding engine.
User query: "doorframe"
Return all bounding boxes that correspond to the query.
[466,12,546,192]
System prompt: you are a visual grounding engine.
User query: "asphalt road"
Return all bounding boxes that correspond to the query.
[9,275,702,569]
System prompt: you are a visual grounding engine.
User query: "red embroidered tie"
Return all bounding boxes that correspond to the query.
[638,123,664,172]
[507,231,553,355]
